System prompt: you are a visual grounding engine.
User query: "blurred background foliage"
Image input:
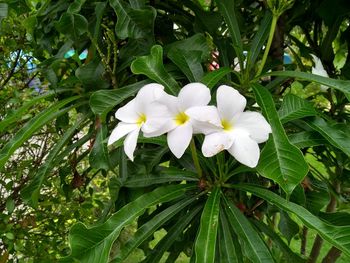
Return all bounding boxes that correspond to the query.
[0,0,350,262]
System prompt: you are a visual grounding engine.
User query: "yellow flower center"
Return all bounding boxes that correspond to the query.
[136,113,147,126]
[221,119,233,131]
[174,112,189,125]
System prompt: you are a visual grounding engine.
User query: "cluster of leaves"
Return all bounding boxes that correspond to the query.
[0,0,350,262]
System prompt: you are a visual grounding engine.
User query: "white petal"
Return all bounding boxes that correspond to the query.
[167,122,193,158]
[227,131,260,168]
[178,83,211,110]
[158,93,179,114]
[186,106,222,134]
[186,106,221,126]
[142,118,175,137]
[115,99,139,123]
[108,122,138,145]
[217,85,246,121]
[202,132,234,157]
[124,128,140,161]
[135,83,166,113]
[234,111,271,143]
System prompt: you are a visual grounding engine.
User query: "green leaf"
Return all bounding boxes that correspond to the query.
[61,184,195,263]
[252,219,306,263]
[144,205,203,263]
[231,184,350,257]
[252,83,308,195]
[246,11,272,72]
[215,0,244,67]
[165,33,211,61]
[319,211,350,226]
[167,49,203,82]
[89,123,110,171]
[0,96,81,170]
[288,131,327,148]
[0,90,63,133]
[55,13,88,40]
[67,0,86,13]
[278,94,317,123]
[21,113,89,207]
[222,195,274,263]
[265,71,350,97]
[218,209,241,263]
[195,187,221,263]
[278,211,300,244]
[303,117,350,157]
[200,67,232,89]
[109,0,156,40]
[123,167,198,188]
[113,195,199,262]
[89,80,150,118]
[6,198,15,214]
[131,45,180,95]
[75,61,109,90]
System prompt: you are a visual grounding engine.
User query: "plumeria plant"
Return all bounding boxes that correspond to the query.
[2,0,350,262]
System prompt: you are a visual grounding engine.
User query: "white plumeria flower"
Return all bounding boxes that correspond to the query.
[144,83,211,158]
[187,85,271,168]
[108,83,170,161]
[311,54,329,92]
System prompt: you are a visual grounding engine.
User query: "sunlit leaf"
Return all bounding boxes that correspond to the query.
[131,45,180,95]
[252,83,308,195]
[278,94,317,123]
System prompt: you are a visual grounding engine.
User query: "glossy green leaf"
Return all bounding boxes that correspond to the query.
[252,83,308,195]
[113,195,199,262]
[218,209,240,263]
[246,11,272,72]
[252,220,306,263]
[303,117,350,156]
[109,0,156,40]
[278,94,317,123]
[288,131,327,148]
[0,96,81,170]
[55,13,88,40]
[21,113,89,207]
[266,71,350,97]
[131,45,180,95]
[195,187,221,263]
[216,0,244,67]
[89,123,110,171]
[222,195,274,263]
[200,67,232,89]
[231,184,350,257]
[61,184,195,263]
[167,49,203,82]
[123,167,198,188]
[144,205,203,263]
[89,80,150,118]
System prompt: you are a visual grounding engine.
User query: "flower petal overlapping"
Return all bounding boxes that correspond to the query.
[108,83,272,167]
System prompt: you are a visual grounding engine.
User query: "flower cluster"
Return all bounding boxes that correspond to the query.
[108,83,272,168]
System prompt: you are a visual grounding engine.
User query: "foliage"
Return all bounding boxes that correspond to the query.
[1,0,350,262]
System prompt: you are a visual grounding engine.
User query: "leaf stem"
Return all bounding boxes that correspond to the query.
[256,14,279,76]
[190,139,202,178]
